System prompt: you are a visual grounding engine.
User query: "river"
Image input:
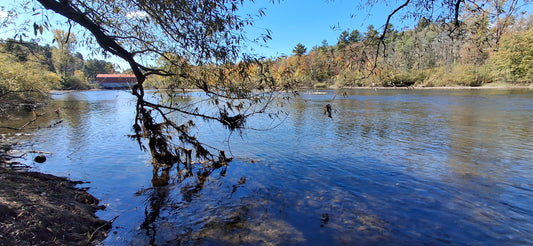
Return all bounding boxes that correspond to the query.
[11,88,533,245]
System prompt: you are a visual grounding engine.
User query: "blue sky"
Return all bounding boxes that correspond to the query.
[240,0,533,58]
[241,0,396,58]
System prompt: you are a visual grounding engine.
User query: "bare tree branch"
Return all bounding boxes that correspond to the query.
[366,0,411,78]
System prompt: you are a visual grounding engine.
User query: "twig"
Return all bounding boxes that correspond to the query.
[87,215,119,242]
[367,0,411,78]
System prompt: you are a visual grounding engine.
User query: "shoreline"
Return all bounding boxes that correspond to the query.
[329,84,532,90]
[49,82,532,94]
[0,165,111,245]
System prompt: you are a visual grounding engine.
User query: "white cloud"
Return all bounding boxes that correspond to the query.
[126,11,148,19]
[0,10,8,19]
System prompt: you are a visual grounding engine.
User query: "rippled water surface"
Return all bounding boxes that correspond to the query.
[16,89,533,245]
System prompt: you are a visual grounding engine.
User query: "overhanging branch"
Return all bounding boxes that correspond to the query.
[36,0,145,83]
[367,0,410,78]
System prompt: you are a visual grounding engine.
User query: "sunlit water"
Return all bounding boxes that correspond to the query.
[9,89,533,245]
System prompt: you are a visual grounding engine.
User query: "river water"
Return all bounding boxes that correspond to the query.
[11,88,533,245]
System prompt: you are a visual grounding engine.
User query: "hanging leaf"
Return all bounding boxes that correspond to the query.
[33,22,39,36]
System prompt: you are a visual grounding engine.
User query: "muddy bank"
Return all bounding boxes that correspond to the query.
[0,166,110,245]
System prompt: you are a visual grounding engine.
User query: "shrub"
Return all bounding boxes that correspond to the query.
[313,83,328,89]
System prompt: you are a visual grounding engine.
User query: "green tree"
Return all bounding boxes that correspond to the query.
[51,29,80,76]
[352,0,530,79]
[337,30,350,49]
[363,25,379,48]
[83,59,116,81]
[293,43,307,56]
[1,39,54,70]
[491,25,533,82]
[49,30,88,89]
[348,30,362,43]
[0,51,60,113]
[460,10,491,66]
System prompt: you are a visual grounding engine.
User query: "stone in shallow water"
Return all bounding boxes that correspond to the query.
[34,155,46,163]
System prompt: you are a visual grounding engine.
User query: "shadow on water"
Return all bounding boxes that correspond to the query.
[140,186,169,245]
[140,151,236,245]
[129,154,533,246]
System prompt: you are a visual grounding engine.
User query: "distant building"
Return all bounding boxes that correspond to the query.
[95,74,137,89]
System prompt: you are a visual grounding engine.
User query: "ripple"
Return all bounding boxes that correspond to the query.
[21,89,533,245]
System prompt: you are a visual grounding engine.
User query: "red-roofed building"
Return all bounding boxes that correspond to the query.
[95,74,137,89]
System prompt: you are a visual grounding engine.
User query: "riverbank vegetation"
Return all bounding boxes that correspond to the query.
[0,34,117,109]
[269,13,532,88]
[148,3,532,89]
[0,37,119,119]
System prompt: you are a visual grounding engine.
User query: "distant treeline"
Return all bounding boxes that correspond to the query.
[263,14,533,88]
[0,31,117,91]
[0,30,119,110]
[153,14,532,90]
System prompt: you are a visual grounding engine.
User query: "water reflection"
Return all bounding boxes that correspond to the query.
[140,185,170,245]
[19,89,533,245]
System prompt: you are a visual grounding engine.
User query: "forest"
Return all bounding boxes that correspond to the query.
[271,14,532,88]
[136,4,533,90]
[0,30,115,111]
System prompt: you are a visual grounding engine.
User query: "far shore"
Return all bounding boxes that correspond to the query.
[335,85,532,90]
[49,82,532,94]
[304,82,531,90]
